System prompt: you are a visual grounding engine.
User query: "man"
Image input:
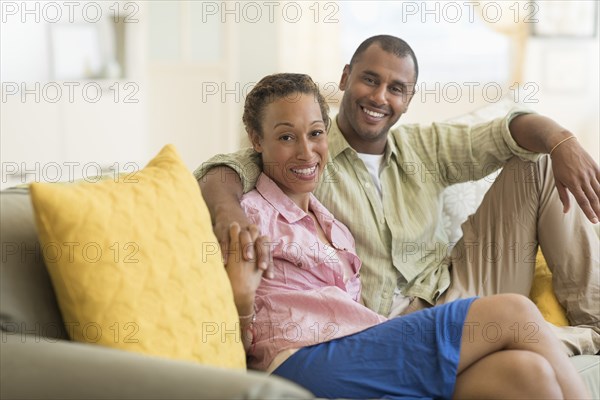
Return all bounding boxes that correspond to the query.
[196,35,600,354]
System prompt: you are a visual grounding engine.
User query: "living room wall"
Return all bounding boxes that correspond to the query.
[1,0,598,189]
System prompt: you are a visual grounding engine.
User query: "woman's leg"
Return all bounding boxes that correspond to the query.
[273,298,476,399]
[453,294,590,399]
[454,350,562,399]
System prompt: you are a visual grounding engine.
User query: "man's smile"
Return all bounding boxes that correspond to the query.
[361,106,386,119]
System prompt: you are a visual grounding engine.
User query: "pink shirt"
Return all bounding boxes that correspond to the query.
[241,173,386,371]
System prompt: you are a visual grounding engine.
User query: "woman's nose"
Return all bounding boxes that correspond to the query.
[296,138,313,160]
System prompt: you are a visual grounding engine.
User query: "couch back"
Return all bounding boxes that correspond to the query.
[1,188,69,341]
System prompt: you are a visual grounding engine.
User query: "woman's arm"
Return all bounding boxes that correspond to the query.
[224,222,266,352]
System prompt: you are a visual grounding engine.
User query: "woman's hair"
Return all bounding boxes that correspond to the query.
[242,73,330,137]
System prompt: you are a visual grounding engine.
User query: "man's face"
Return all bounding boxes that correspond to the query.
[337,44,416,154]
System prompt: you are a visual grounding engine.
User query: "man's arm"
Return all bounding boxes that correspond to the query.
[509,114,600,223]
[199,166,246,254]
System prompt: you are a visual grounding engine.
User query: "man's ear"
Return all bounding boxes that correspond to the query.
[339,64,351,91]
[404,91,415,112]
[403,79,418,112]
[249,131,263,153]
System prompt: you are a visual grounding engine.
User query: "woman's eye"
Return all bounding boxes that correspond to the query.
[311,130,324,137]
[279,135,293,141]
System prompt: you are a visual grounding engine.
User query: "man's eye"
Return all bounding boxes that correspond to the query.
[279,135,293,141]
[311,130,324,137]
[363,77,375,85]
[390,86,404,94]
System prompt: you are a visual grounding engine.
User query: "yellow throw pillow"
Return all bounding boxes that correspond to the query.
[530,249,569,327]
[30,144,245,369]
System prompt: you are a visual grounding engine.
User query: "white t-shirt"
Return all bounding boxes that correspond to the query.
[356,152,384,198]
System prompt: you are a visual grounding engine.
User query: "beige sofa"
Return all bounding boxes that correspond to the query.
[1,185,599,399]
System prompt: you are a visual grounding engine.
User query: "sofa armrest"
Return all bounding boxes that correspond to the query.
[0,335,312,400]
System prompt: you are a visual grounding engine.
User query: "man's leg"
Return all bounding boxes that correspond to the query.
[535,158,599,329]
[438,156,599,353]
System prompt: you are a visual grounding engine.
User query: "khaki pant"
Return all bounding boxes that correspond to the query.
[410,156,600,355]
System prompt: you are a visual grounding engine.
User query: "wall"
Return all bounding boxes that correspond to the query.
[1,0,147,188]
[522,35,599,157]
[1,0,598,190]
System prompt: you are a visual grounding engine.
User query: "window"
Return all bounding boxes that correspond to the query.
[340,1,511,84]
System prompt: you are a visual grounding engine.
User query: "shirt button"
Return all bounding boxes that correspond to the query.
[297,262,303,268]
[365,182,371,188]
[379,217,385,224]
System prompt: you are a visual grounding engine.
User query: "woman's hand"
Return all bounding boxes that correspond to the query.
[225,222,267,316]
[213,204,275,279]
[199,166,274,278]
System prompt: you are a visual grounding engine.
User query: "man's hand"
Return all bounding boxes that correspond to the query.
[509,114,600,224]
[198,166,274,278]
[550,138,600,224]
[224,222,267,315]
[214,204,274,279]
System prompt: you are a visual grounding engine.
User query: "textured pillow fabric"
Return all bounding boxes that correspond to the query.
[29,144,246,369]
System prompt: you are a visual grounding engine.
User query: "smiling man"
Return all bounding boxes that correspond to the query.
[336,39,417,155]
[194,35,600,355]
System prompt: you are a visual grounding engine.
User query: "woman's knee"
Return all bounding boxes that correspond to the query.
[470,294,547,344]
[483,293,541,321]
[506,351,562,397]
[454,350,563,399]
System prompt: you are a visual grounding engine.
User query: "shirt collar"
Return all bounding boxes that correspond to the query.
[327,117,353,160]
[328,115,399,164]
[255,173,333,224]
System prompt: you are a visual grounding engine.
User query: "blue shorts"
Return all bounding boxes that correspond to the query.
[272,297,477,400]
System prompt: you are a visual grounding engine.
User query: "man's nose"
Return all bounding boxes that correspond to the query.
[369,85,387,105]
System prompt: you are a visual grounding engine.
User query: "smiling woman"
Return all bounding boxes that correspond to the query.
[242,74,331,211]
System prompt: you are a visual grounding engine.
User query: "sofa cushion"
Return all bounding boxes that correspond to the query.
[28,145,246,369]
[0,188,68,341]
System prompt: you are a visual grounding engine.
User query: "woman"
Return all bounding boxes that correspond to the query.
[224,73,590,399]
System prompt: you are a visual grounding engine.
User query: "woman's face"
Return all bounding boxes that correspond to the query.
[251,92,328,204]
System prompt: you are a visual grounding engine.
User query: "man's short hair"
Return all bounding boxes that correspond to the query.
[349,35,419,82]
